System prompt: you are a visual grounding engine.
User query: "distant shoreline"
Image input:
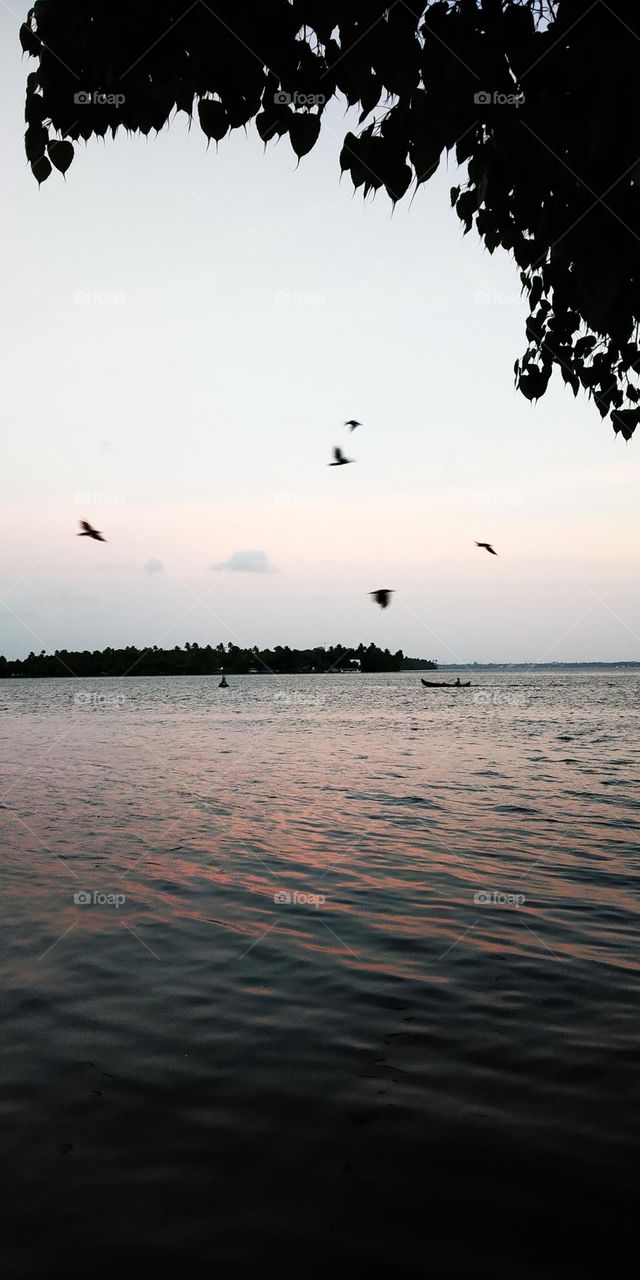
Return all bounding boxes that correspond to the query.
[438,662,640,670]
[1,661,638,680]
[0,643,436,679]
[1,641,637,679]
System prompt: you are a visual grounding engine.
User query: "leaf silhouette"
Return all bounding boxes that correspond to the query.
[25,124,47,163]
[31,154,52,184]
[197,98,229,143]
[19,22,41,56]
[289,112,321,159]
[612,409,640,439]
[47,139,74,174]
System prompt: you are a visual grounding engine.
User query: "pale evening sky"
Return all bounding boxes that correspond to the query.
[1,8,639,663]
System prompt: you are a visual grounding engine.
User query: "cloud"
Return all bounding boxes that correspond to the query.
[210,549,276,574]
[144,558,164,575]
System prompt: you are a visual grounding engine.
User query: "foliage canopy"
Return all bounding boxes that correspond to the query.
[21,0,640,435]
[0,641,431,677]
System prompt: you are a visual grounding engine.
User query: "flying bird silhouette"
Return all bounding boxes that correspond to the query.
[475,541,497,556]
[78,519,106,542]
[370,589,394,608]
[329,447,354,466]
[344,419,362,431]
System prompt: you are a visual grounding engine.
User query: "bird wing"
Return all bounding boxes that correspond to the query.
[80,520,93,532]
[333,447,343,461]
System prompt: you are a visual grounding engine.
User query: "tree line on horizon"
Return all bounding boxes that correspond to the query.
[0,643,438,678]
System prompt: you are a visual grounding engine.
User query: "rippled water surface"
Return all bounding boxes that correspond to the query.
[2,671,639,1276]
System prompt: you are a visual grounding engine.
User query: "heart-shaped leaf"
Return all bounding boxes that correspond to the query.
[48,139,74,174]
[197,98,228,143]
[31,154,52,184]
[289,112,321,160]
[25,123,47,163]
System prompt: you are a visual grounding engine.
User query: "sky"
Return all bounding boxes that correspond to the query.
[1,8,639,663]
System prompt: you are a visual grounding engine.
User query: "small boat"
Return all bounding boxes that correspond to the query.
[421,678,471,688]
[218,676,229,689]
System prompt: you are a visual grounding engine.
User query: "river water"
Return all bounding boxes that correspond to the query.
[1,670,639,1275]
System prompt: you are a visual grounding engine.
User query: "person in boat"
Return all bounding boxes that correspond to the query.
[219,675,229,688]
[455,677,461,686]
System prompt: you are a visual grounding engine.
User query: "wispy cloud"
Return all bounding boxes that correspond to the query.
[210,549,276,574]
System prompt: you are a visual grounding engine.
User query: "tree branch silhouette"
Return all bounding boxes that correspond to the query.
[21,0,640,436]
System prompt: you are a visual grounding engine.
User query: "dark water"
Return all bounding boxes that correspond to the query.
[2,671,639,1276]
